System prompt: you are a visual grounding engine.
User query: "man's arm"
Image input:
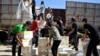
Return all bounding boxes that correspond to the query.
[48,29,53,46]
[68,28,74,35]
[68,23,75,35]
[83,29,88,38]
[48,37,52,46]
[15,32,23,47]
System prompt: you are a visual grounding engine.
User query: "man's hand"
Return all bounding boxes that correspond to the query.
[67,32,70,36]
[16,33,23,47]
[81,38,85,41]
[20,43,23,47]
[48,41,51,46]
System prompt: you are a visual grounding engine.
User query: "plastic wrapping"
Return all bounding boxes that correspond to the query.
[16,0,32,19]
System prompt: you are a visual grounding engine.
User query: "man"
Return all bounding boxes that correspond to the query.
[46,8,54,23]
[48,22,61,56]
[82,18,100,56]
[12,21,31,56]
[67,18,78,51]
[31,0,36,19]
[31,16,40,47]
[39,1,45,20]
[57,16,64,36]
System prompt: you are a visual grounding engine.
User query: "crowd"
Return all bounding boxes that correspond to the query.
[10,0,100,56]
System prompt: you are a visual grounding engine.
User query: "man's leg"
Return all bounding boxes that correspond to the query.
[12,42,17,56]
[35,36,39,47]
[73,35,78,51]
[55,40,61,54]
[12,36,17,56]
[93,39,99,56]
[32,8,36,20]
[51,40,61,56]
[51,41,57,56]
[18,46,21,56]
[86,40,93,56]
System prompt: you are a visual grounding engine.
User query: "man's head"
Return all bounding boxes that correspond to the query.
[82,18,87,24]
[71,18,76,23]
[41,1,44,5]
[24,21,32,30]
[57,16,61,20]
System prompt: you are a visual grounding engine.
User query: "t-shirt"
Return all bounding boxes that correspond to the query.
[31,20,39,33]
[49,26,61,40]
[46,13,51,19]
[40,4,45,14]
[12,24,27,34]
[71,22,77,35]
[57,20,64,28]
[84,23,99,37]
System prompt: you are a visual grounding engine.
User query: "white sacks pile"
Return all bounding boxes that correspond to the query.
[58,36,73,56]
[81,38,90,56]
[38,37,52,56]
[20,31,33,56]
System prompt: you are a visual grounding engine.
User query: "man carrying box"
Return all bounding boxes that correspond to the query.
[47,22,61,56]
[11,21,31,56]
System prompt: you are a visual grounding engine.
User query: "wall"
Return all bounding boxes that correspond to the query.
[66,1,100,28]
[45,8,66,25]
[0,0,32,29]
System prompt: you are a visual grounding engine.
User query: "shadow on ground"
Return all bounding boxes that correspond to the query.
[0,55,11,56]
[0,49,12,52]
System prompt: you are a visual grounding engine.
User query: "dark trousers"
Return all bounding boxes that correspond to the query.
[32,35,39,47]
[32,30,39,47]
[58,28,64,36]
[32,7,36,20]
[51,40,61,56]
[12,34,21,56]
[39,13,44,20]
[69,35,78,51]
[86,36,99,56]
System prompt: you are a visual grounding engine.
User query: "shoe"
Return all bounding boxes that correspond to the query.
[72,47,75,49]
[75,48,78,51]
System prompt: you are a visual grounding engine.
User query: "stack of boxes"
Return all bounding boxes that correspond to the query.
[19,31,33,56]
[38,37,51,56]
[58,36,72,56]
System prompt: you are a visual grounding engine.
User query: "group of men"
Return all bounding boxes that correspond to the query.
[67,18,100,56]
[11,18,100,56]
[11,0,100,56]
[11,0,45,56]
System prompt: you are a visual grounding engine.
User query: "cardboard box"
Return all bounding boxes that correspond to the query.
[58,52,71,56]
[22,39,32,47]
[32,47,38,56]
[22,46,32,56]
[19,31,33,39]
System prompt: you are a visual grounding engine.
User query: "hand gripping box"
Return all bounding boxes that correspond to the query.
[22,39,32,47]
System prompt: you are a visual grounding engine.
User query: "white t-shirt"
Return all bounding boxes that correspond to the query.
[40,4,45,14]
[46,13,51,19]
